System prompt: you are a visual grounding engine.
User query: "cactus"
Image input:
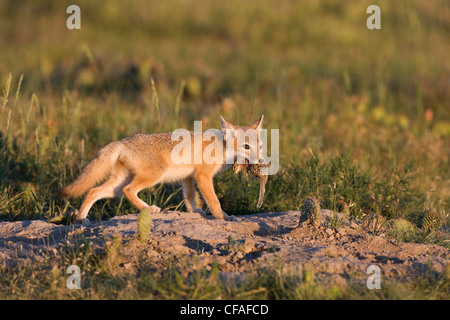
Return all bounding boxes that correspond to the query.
[299,196,321,227]
[105,236,122,271]
[388,218,418,242]
[138,208,152,243]
[422,212,442,232]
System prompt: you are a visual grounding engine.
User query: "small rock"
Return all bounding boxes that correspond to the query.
[215,256,227,265]
[325,228,334,236]
[235,252,244,259]
[122,262,133,270]
[169,245,191,255]
[243,239,256,253]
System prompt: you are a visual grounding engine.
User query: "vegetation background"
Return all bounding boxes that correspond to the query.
[0,0,448,299]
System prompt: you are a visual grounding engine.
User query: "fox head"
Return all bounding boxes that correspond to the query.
[219,115,265,165]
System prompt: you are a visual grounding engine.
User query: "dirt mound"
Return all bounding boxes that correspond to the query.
[0,210,448,283]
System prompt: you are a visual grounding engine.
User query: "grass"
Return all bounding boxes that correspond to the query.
[0,0,449,299]
[217,152,426,221]
[1,240,448,300]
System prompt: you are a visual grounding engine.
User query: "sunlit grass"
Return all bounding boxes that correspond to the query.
[1,244,448,300]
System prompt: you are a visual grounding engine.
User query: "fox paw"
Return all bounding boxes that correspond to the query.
[193,208,206,217]
[73,217,90,226]
[223,212,238,222]
[148,205,161,213]
[80,218,90,226]
[69,210,89,226]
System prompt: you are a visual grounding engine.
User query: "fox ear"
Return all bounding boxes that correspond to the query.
[219,116,236,136]
[250,115,264,131]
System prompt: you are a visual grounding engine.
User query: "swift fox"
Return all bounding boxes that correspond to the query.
[57,115,265,225]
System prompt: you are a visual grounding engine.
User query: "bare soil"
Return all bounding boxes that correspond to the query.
[0,210,448,285]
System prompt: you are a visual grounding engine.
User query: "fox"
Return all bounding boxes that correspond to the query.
[57,115,265,225]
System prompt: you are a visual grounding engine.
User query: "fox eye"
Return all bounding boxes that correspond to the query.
[243,144,250,150]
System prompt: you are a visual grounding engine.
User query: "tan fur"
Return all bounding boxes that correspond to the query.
[57,116,264,223]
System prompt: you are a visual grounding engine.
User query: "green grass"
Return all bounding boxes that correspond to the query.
[0,0,448,232]
[217,153,425,222]
[1,243,448,300]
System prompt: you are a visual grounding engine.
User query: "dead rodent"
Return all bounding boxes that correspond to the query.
[233,159,270,208]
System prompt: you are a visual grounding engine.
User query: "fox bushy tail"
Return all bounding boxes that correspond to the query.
[57,142,122,198]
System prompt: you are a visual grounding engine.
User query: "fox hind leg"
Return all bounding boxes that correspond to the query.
[75,165,131,223]
[122,175,161,213]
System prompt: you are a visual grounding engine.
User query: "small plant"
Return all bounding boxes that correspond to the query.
[104,235,123,272]
[388,218,419,242]
[362,213,388,235]
[327,211,346,229]
[221,235,256,253]
[137,208,152,243]
[299,196,321,227]
[422,211,442,233]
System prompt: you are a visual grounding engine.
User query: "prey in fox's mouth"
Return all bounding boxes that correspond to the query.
[233,159,270,208]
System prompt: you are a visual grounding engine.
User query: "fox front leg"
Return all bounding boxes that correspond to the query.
[194,173,237,222]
